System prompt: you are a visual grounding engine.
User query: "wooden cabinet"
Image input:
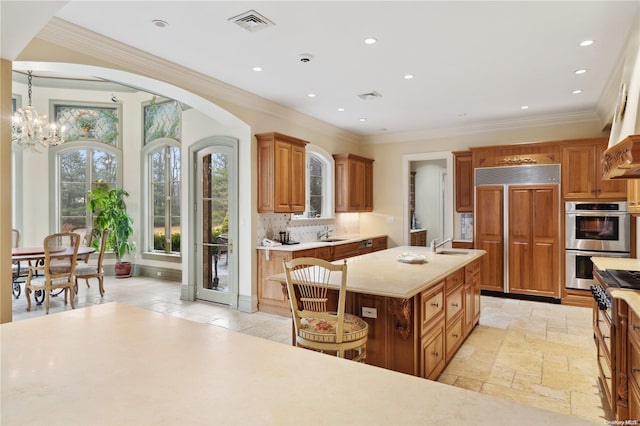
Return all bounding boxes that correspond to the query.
[257,237,387,315]
[464,259,481,337]
[629,308,640,421]
[256,132,308,213]
[334,153,374,212]
[410,229,427,246]
[421,322,445,380]
[508,185,559,298]
[628,179,640,214]
[444,273,464,362]
[420,282,444,335]
[475,185,504,292]
[453,151,473,212]
[562,141,626,200]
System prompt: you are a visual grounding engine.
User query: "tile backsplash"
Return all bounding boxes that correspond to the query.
[258,213,360,245]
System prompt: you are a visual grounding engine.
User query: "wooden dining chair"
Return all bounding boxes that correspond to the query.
[283,257,368,362]
[71,225,94,263]
[75,229,109,297]
[11,229,25,298]
[25,232,80,314]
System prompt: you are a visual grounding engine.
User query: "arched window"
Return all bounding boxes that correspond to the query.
[141,98,183,256]
[294,145,334,219]
[142,139,181,255]
[51,102,122,232]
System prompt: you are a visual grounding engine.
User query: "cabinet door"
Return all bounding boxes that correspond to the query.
[421,322,445,380]
[463,282,473,337]
[595,143,627,199]
[629,180,640,214]
[274,140,293,212]
[454,152,473,212]
[475,186,504,292]
[562,145,596,199]
[257,250,293,315]
[348,159,366,211]
[508,185,559,297]
[257,140,274,212]
[290,143,307,213]
[364,160,373,211]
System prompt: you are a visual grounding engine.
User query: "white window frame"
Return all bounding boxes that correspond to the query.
[141,137,182,259]
[292,144,334,221]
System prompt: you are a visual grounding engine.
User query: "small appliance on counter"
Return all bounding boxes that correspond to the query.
[278,231,299,245]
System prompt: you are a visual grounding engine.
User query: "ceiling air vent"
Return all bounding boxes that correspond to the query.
[358,91,383,100]
[228,10,275,32]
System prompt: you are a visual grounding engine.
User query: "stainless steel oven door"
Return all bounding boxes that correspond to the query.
[565,211,630,252]
[565,249,630,290]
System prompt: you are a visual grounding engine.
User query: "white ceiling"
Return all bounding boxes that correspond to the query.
[3,1,640,137]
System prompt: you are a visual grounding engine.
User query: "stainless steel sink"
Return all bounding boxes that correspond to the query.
[435,250,469,255]
[317,238,347,243]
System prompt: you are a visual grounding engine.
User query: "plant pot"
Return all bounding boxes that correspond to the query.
[114,261,132,278]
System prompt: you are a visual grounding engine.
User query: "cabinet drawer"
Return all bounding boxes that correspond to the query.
[597,336,614,411]
[332,242,360,260]
[293,249,317,259]
[445,316,463,361]
[596,309,612,356]
[314,246,333,261]
[630,338,640,391]
[464,260,480,283]
[420,282,444,335]
[446,286,463,323]
[630,310,640,348]
[421,321,445,380]
[445,268,464,293]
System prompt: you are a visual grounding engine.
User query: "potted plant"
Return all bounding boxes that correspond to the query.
[77,112,97,135]
[88,186,136,278]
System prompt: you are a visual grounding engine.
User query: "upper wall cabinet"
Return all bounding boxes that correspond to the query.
[562,140,627,200]
[256,132,308,213]
[453,151,473,212]
[334,153,374,212]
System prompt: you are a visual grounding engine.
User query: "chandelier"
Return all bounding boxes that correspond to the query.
[11,70,65,152]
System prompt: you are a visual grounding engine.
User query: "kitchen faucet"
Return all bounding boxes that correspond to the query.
[431,237,453,252]
[317,226,331,240]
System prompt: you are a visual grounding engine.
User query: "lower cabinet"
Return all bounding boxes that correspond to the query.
[257,237,389,315]
[421,322,445,380]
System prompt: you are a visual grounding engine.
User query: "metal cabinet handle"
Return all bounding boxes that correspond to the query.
[633,368,640,374]
[452,333,459,338]
[452,303,459,308]
[431,302,439,308]
[633,324,640,331]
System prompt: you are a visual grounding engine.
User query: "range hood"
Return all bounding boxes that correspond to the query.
[602,134,640,179]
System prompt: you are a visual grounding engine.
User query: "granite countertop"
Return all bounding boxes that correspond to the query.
[269,245,486,299]
[257,234,387,251]
[0,303,591,426]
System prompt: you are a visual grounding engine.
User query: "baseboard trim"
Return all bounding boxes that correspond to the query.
[481,290,561,305]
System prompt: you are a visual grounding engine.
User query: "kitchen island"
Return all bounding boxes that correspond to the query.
[0,302,591,426]
[268,245,486,379]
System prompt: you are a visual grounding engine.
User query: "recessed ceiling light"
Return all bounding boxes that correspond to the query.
[520,105,529,110]
[574,69,587,75]
[572,89,583,94]
[364,37,377,45]
[580,40,594,47]
[152,19,169,28]
[337,108,345,112]
[307,93,316,98]
[359,117,367,122]
[252,66,262,72]
[404,74,414,80]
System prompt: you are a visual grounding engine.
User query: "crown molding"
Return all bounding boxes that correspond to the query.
[35,18,362,144]
[362,110,601,145]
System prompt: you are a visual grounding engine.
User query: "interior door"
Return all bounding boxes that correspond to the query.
[195,144,237,305]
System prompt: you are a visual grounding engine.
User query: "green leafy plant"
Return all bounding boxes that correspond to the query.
[77,113,97,131]
[88,187,136,263]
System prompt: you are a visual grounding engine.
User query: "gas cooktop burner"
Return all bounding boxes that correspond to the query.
[607,269,640,290]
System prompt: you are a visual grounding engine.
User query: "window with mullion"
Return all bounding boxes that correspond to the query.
[148,144,181,254]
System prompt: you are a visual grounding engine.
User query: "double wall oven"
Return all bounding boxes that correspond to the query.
[565,201,630,290]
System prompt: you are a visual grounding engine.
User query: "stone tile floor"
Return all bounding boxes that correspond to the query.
[11,275,605,424]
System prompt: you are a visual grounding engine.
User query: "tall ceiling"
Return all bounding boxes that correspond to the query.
[2,1,639,138]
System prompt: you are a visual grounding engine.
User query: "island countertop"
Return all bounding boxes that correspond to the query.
[268,245,486,299]
[0,303,590,426]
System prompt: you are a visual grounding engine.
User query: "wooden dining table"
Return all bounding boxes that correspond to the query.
[11,246,95,301]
